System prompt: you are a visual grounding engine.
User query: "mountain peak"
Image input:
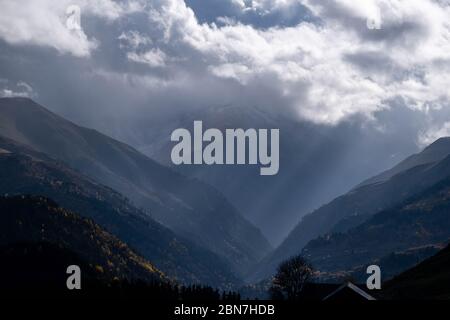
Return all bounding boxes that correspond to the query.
[424,137,450,151]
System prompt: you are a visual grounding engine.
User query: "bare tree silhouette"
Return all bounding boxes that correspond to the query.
[270,255,313,300]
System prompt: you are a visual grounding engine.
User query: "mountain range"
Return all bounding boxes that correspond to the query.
[3,96,450,294]
[303,171,450,279]
[0,135,240,287]
[252,138,450,281]
[136,104,412,247]
[0,97,270,277]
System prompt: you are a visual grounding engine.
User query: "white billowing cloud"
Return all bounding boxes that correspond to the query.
[231,0,246,10]
[0,0,141,57]
[138,0,450,124]
[230,0,311,17]
[419,121,450,146]
[247,0,303,12]
[82,0,139,21]
[119,31,153,49]
[127,48,167,67]
[118,30,167,67]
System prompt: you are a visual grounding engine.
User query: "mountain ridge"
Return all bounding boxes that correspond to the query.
[0,97,271,275]
[252,135,450,282]
[356,137,450,189]
[0,136,240,287]
[0,195,166,283]
[301,156,450,279]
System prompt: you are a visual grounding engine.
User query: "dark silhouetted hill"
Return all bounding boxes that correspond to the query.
[382,244,450,299]
[0,137,240,288]
[0,195,164,285]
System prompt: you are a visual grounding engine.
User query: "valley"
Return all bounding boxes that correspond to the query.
[1,97,450,299]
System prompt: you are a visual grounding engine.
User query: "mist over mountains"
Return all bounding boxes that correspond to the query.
[135,103,420,246]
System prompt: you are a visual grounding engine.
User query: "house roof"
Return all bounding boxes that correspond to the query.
[322,282,376,301]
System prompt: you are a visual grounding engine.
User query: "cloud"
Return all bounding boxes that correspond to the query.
[185,0,316,28]
[127,48,167,67]
[0,0,142,57]
[419,122,450,146]
[118,31,167,67]
[119,30,153,49]
[130,0,449,124]
[2,0,450,134]
[0,80,35,98]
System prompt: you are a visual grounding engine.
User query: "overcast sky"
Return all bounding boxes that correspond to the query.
[1,0,450,148]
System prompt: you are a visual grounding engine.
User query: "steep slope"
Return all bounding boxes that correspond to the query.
[302,168,450,278]
[382,244,450,299]
[0,137,240,287]
[358,137,450,187]
[346,244,444,283]
[0,97,270,274]
[0,195,165,284]
[253,137,450,281]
